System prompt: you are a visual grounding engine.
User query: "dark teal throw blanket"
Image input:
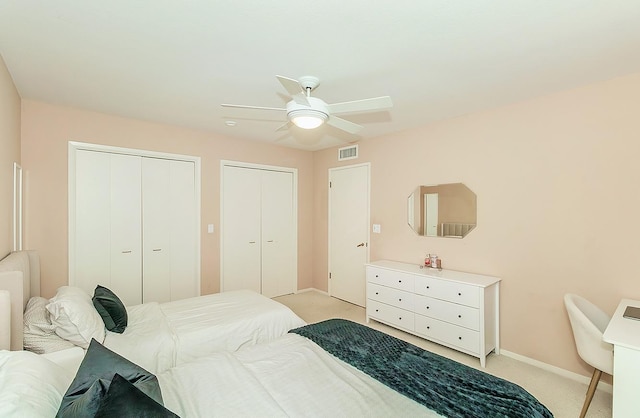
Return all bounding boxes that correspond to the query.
[290,319,553,418]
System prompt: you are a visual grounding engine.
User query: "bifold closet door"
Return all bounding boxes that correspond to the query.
[142,158,198,303]
[74,150,142,306]
[221,166,262,293]
[222,165,295,297]
[261,170,295,298]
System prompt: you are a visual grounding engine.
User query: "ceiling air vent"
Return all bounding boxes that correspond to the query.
[338,145,358,161]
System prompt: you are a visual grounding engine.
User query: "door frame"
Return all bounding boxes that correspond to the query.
[219,160,298,293]
[328,162,371,301]
[68,141,202,290]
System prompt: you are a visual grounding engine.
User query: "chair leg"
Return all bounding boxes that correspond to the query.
[580,368,602,418]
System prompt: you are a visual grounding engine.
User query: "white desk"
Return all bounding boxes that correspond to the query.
[603,299,640,418]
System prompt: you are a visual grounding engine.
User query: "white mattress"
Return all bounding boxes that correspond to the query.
[159,333,440,417]
[103,290,305,373]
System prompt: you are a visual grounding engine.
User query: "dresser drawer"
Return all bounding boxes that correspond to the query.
[367,283,414,311]
[414,276,480,308]
[367,299,415,331]
[413,294,480,331]
[367,267,414,292]
[414,314,480,355]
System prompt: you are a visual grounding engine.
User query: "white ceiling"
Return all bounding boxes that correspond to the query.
[1,1,640,151]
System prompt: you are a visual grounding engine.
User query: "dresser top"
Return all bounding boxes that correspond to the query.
[366,260,501,287]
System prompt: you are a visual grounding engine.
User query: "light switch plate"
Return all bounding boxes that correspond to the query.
[207,224,214,234]
[373,224,381,233]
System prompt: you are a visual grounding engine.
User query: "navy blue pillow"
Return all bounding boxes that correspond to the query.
[57,339,163,418]
[92,285,128,333]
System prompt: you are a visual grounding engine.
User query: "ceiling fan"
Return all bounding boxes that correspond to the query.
[221,75,393,135]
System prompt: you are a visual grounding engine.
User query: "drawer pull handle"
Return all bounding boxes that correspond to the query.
[426,326,430,330]
[399,317,402,320]
[375,309,379,312]
[398,298,402,302]
[458,292,462,296]
[398,280,402,283]
[375,275,379,278]
[426,286,430,289]
[458,336,462,340]
[375,292,379,295]
[458,315,462,318]
[426,306,430,309]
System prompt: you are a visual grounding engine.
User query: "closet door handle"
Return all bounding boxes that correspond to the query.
[266,240,274,243]
[249,241,256,244]
[356,242,365,247]
[152,248,162,252]
[121,250,132,254]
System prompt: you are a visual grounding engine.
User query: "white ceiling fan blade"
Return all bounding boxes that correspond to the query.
[221,103,286,111]
[327,116,363,135]
[276,75,303,96]
[276,75,309,106]
[326,96,393,115]
[276,121,292,132]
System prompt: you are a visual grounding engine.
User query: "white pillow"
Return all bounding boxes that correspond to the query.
[24,296,76,354]
[0,349,74,417]
[46,286,106,349]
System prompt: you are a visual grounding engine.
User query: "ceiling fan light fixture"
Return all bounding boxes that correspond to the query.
[289,109,328,129]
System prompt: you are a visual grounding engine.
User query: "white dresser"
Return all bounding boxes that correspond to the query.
[366,260,500,367]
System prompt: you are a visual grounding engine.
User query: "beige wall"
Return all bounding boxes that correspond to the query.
[20,100,314,298]
[313,71,640,377]
[0,55,21,258]
[14,66,640,378]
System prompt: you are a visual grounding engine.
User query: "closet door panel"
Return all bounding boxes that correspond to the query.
[261,170,295,298]
[142,158,172,303]
[74,150,111,296]
[222,166,261,293]
[168,160,198,301]
[109,153,142,306]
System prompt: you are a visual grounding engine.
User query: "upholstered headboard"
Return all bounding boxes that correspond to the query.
[0,250,40,350]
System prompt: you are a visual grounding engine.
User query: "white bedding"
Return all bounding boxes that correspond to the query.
[102,290,305,373]
[158,333,440,417]
[103,302,176,373]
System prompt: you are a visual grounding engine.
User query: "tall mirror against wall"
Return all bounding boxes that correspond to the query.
[407,183,477,238]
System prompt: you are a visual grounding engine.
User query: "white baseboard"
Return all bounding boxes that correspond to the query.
[500,349,612,394]
[295,288,329,296]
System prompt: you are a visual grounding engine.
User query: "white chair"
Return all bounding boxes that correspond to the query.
[564,293,614,418]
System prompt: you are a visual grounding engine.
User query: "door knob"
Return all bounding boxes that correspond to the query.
[356,242,365,247]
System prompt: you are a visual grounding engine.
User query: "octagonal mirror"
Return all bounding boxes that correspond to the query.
[407,183,477,238]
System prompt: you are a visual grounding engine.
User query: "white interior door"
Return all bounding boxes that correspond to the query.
[74,150,142,305]
[329,164,370,307]
[167,159,198,301]
[143,158,197,303]
[221,166,262,293]
[142,157,171,303]
[261,170,295,298]
[425,192,439,237]
[74,150,112,296]
[109,153,143,306]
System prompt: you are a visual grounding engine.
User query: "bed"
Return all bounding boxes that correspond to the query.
[0,250,305,373]
[0,319,553,417]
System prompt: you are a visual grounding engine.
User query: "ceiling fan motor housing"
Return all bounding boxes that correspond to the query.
[286,96,329,122]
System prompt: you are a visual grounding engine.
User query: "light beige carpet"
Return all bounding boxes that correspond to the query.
[274,291,612,418]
